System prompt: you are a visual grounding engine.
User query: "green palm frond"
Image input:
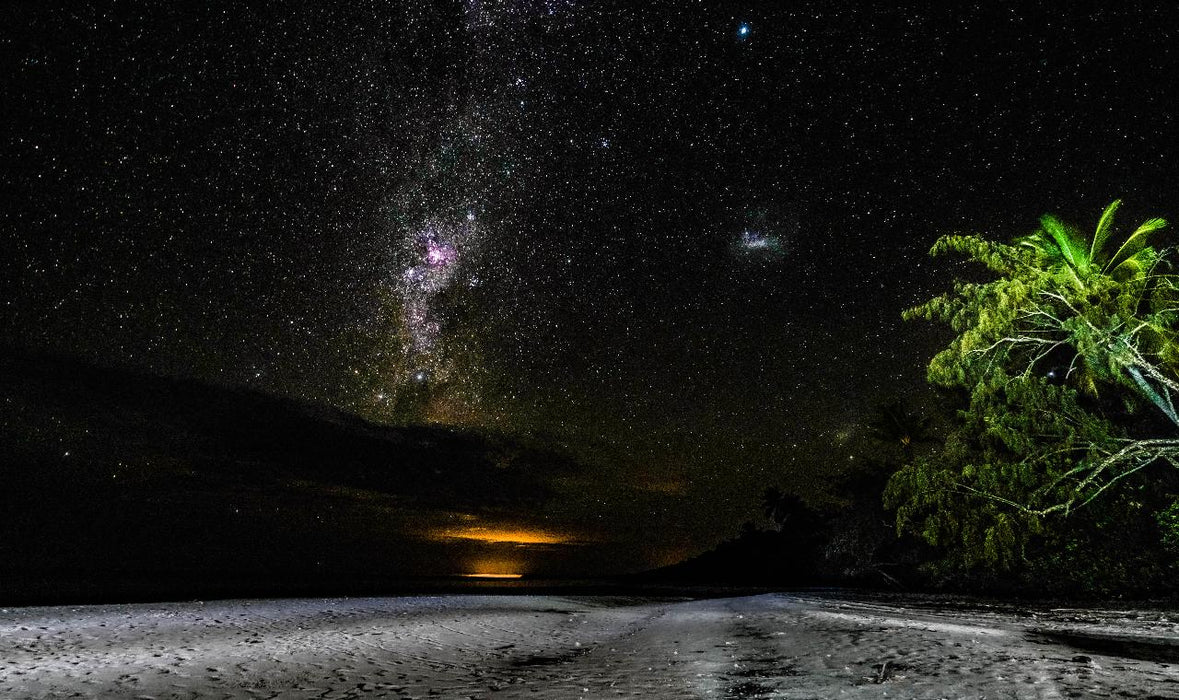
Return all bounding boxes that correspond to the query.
[1109,247,1159,282]
[1040,214,1090,274]
[1090,199,1121,265]
[1105,217,1168,274]
[1019,231,1061,260]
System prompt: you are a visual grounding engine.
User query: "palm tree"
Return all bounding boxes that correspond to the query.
[867,400,932,462]
[1011,201,1175,402]
[1018,200,1166,285]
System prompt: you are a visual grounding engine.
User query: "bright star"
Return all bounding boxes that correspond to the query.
[738,23,750,37]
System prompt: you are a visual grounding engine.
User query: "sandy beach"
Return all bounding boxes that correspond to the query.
[2,592,1177,698]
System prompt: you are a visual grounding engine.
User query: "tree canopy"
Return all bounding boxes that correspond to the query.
[885,201,1179,590]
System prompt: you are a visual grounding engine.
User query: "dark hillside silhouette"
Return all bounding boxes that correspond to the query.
[0,348,580,603]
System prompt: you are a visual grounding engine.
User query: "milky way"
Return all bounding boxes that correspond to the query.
[357,1,576,426]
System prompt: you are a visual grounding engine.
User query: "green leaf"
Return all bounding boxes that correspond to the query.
[1105,217,1167,275]
[1041,214,1090,275]
[1089,199,1121,265]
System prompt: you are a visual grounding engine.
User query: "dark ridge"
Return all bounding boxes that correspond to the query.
[0,347,581,604]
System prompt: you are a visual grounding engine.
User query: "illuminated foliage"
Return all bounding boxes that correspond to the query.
[886,201,1179,586]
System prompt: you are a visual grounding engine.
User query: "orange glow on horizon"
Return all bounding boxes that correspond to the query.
[431,526,572,545]
[462,573,524,579]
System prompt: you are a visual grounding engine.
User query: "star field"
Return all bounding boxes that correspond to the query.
[3,2,1178,559]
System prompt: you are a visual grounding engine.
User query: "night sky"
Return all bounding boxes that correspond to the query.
[4,2,1178,570]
